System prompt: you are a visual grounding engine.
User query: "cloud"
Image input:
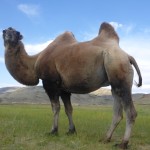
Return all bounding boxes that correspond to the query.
[0,57,4,63]
[79,22,124,41]
[81,32,97,41]
[109,22,123,30]
[0,30,2,36]
[25,40,53,55]
[0,83,25,88]
[120,36,150,60]
[123,25,134,34]
[0,29,3,40]
[143,28,150,34]
[18,4,40,17]
[119,34,150,93]
[109,21,135,35]
[81,22,135,41]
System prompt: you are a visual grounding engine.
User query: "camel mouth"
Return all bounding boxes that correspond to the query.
[3,27,23,45]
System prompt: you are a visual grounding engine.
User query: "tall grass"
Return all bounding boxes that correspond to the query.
[0,104,150,150]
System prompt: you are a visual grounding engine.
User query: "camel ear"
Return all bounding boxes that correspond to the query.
[3,30,6,34]
[17,31,23,40]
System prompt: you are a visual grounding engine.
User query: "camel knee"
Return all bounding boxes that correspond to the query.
[61,92,72,115]
[112,112,123,125]
[130,110,137,123]
[123,106,137,128]
[117,114,123,123]
[65,105,73,114]
[51,102,60,114]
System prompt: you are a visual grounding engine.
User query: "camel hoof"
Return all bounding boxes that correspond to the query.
[50,128,58,135]
[104,138,111,143]
[66,128,77,135]
[114,142,128,149]
[99,138,111,143]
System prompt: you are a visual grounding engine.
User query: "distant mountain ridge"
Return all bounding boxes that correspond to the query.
[0,86,149,105]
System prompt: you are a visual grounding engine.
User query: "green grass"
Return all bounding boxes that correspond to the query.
[0,104,150,150]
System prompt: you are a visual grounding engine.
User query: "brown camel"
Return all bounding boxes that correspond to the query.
[2,22,142,149]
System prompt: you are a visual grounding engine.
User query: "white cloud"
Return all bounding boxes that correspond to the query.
[109,21,123,30]
[120,35,150,93]
[25,40,53,55]
[82,22,135,41]
[123,25,134,34]
[0,83,25,88]
[0,57,4,63]
[120,36,150,60]
[0,30,2,37]
[109,21,135,35]
[143,28,150,34]
[81,32,97,41]
[18,4,40,17]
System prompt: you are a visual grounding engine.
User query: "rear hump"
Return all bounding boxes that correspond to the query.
[98,22,119,43]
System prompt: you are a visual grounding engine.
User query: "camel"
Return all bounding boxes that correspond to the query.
[2,22,142,149]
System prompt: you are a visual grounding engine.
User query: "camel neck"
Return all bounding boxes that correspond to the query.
[5,41,39,86]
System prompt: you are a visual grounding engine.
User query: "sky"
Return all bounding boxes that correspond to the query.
[0,0,150,93]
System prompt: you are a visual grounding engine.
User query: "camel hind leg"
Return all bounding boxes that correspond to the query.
[111,86,137,149]
[105,88,123,142]
[119,89,137,149]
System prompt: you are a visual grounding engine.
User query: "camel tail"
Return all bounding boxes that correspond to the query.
[129,55,142,87]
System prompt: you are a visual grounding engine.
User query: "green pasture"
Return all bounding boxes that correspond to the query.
[0,104,150,150]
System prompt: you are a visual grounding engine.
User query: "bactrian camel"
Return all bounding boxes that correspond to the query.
[2,22,142,149]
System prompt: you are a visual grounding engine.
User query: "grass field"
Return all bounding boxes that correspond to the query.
[0,104,150,150]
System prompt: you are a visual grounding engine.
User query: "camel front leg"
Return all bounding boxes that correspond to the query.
[42,80,60,135]
[61,91,76,134]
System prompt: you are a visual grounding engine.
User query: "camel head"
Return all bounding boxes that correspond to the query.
[3,27,23,47]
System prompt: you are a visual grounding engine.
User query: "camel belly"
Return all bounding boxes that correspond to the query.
[62,82,108,94]
[61,69,109,94]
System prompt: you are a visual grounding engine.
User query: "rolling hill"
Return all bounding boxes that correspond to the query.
[0,86,149,105]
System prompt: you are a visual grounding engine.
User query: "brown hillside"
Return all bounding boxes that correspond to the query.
[0,86,149,105]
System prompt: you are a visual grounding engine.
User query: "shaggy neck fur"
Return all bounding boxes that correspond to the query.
[5,41,39,86]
